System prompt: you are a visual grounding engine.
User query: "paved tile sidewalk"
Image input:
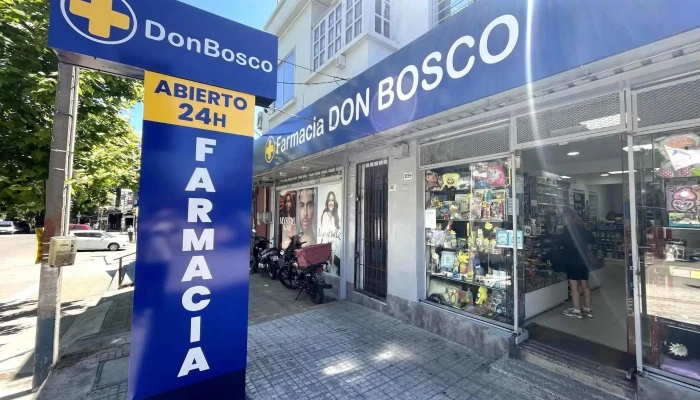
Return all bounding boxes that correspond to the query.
[246,301,528,400]
[38,296,616,400]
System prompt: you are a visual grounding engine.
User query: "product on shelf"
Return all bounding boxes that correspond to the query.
[425,170,443,191]
[441,173,461,190]
[666,185,700,213]
[669,212,700,228]
[475,286,489,305]
[656,133,700,179]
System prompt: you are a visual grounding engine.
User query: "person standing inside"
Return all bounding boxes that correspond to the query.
[560,208,596,319]
[127,225,134,243]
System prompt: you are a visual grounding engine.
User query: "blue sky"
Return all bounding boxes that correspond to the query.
[125,0,277,136]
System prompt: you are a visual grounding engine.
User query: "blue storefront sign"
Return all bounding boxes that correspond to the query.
[48,0,277,105]
[47,1,277,399]
[254,0,700,172]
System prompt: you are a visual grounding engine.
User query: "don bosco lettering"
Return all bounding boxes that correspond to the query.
[178,137,218,378]
[268,14,518,162]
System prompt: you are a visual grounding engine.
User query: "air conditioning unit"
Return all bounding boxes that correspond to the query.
[334,54,346,70]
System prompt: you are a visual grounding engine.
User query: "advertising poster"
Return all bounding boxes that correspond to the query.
[297,188,318,248]
[317,184,343,276]
[278,190,297,249]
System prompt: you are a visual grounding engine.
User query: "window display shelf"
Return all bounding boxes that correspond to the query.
[425,189,471,194]
[436,218,510,223]
[424,158,514,325]
[535,182,568,189]
[429,273,511,290]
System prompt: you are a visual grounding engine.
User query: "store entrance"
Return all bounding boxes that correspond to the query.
[519,135,633,367]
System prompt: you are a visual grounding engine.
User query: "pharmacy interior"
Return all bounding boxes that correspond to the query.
[423,132,633,354]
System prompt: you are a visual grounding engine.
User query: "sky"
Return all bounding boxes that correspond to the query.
[125,0,278,136]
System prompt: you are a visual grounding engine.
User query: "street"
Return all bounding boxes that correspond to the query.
[0,233,135,397]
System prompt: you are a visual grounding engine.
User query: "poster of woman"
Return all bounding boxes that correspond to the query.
[296,188,317,248]
[317,184,342,276]
[278,190,297,249]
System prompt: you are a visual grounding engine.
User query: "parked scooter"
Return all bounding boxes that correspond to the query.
[250,230,270,274]
[258,245,281,279]
[278,234,332,304]
[278,234,303,289]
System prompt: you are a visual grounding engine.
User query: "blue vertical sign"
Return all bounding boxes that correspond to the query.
[129,72,255,399]
[47,0,277,398]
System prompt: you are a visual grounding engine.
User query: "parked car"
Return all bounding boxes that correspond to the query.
[69,223,93,231]
[0,221,16,234]
[69,230,128,251]
[14,221,31,234]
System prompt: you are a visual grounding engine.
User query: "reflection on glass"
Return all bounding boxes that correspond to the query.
[635,130,700,384]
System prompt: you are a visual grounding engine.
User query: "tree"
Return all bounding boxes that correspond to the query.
[0,0,143,220]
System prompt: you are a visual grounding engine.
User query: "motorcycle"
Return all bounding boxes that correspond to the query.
[258,245,281,279]
[278,235,303,288]
[250,231,270,274]
[278,234,332,304]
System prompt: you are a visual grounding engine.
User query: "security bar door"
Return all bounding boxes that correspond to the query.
[354,159,388,299]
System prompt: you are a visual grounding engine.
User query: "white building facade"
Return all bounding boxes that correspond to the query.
[262,0,456,133]
[256,1,700,399]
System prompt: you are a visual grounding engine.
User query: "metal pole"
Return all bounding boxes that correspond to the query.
[63,68,80,234]
[33,63,79,389]
[626,134,644,374]
[511,153,519,334]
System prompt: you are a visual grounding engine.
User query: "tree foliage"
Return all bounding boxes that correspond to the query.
[0,0,143,219]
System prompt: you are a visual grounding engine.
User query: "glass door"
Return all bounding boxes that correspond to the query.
[633,130,700,386]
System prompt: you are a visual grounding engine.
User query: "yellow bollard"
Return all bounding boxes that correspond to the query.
[35,227,44,264]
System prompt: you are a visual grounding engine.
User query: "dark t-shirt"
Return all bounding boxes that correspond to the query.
[560,224,596,269]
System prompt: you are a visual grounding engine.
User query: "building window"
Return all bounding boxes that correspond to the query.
[374,0,390,38]
[345,0,362,44]
[276,51,295,109]
[312,19,327,70]
[432,0,479,27]
[313,2,359,71]
[327,4,344,59]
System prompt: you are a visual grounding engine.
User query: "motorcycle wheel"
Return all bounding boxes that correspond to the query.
[278,266,296,289]
[310,284,325,305]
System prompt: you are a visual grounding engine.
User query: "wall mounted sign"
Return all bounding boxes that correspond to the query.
[254,0,700,172]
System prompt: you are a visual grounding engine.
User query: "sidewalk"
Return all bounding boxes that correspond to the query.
[0,246,134,400]
[35,290,619,400]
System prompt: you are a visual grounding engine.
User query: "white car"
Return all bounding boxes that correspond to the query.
[69,230,129,251]
[0,221,16,234]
